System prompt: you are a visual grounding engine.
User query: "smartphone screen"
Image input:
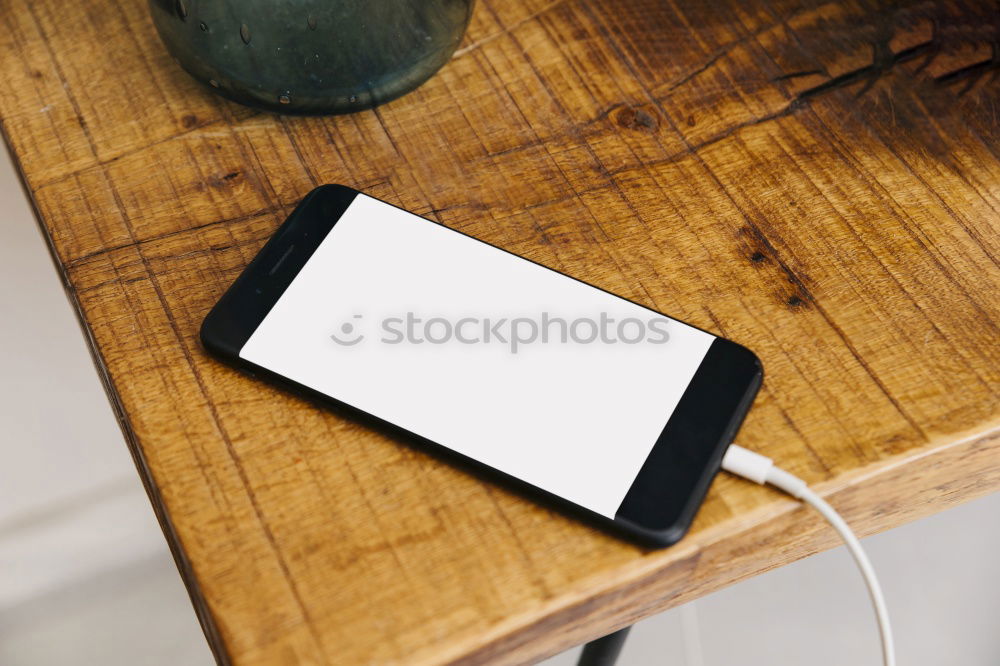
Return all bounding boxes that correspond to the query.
[238,193,717,519]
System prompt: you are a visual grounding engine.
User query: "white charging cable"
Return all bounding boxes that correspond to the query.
[721,444,896,666]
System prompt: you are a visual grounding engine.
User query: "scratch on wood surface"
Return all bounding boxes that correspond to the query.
[665,4,812,92]
[771,0,1000,103]
[452,0,570,57]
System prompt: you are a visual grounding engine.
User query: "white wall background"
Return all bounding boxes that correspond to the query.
[1,140,997,666]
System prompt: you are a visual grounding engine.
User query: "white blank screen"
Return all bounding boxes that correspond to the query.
[240,194,714,518]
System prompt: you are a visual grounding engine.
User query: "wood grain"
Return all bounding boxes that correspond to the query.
[2,0,998,663]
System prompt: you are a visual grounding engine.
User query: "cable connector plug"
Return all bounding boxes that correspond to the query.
[721,444,807,498]
[720,444,895,666]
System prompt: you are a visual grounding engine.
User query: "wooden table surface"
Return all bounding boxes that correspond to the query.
[3,0,999,663]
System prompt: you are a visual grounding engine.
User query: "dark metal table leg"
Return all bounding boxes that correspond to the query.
[576,626,632,666]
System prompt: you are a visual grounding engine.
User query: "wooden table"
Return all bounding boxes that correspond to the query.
[3,0,998,663]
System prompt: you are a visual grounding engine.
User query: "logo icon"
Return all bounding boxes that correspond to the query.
[330,314,365,346]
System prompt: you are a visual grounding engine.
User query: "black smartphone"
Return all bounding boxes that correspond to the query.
[201,185,762,547]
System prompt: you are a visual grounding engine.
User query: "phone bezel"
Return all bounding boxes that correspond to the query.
[201,184,762,548]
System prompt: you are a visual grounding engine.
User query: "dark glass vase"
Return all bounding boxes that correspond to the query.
[148,0,474,115]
